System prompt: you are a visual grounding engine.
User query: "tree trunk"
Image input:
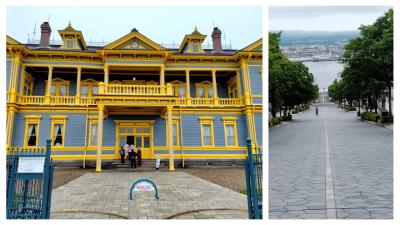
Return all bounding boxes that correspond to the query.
[388,85,392,117]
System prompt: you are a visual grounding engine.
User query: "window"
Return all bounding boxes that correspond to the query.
[222,117,238,147]
[199,117,214,146]
[89,119,98,146]
[196,81,214,98]
[66,37,74,48]
[191,41,199,52]
[228,76,239,98]
[23,72,34,96]
[165,118,180,146]
[51,116,67,147]
[46,78,70,96]
[24,116,41,147]
[80,79,98,97]
[169,80,186,98]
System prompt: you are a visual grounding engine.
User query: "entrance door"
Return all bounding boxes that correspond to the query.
[116,121,153,159]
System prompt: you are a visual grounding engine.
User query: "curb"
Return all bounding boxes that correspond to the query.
[358,118,393,130]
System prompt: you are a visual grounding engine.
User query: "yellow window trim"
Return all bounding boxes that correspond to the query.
[164,118,180,146]
[80,78,99,97]
[195,81,214,98]
[24,115,42,148]
[199,117,215,147]
[45,78,70,96]
[168,80,186,97]
[222,117,238,147]
[88,118,98,147]
[50,116,68,148]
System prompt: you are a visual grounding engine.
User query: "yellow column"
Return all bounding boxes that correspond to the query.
[45,66,53,104]
[6,106,16,148]
[96,104,104,172]
[76,67,82,104]
[9,55,21,103]
[167,105,175,171]
[160,66,165,94]
[212,69,218,105]
[185,69,191,105]
[104,65,109,84]
[245,107,257,153]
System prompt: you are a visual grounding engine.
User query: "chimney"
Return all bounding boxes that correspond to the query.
[39,22,52,48]
[212,27,223,53]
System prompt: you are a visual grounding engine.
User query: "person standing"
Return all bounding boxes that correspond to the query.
[119,146,125,164]
[129,143,136,171]
[315,106,319,116]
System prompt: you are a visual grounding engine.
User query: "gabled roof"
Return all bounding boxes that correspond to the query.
[103,29,166,51]
[6,35,22,45]
[178,26,207,53]
[58,22,87,50]
[240,38,262,52]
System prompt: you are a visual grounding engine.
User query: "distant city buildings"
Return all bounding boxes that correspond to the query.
[281,44,345,61]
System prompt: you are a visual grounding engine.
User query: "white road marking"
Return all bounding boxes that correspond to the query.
[324,115,337,219]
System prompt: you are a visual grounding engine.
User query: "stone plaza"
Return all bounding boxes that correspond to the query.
[50,171,248,219]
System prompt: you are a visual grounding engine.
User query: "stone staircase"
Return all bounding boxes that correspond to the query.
[103,159,168,172]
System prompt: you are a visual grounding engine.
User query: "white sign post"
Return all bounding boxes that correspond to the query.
[17,157,45,173]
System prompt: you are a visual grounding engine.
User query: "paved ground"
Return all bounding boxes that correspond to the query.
[50,171,248,219]
[269,104,393,219]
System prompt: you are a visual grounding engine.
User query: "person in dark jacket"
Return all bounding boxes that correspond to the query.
[137,147,142,166]
[119,147,125,164]
[128,144,136,171]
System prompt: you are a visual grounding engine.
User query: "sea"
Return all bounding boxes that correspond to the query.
[302,61,344,91]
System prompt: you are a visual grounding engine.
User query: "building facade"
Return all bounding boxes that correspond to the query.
[6,22,262,171]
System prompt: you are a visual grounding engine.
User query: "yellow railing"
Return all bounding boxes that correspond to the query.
[50,96,76,105]
[19,95,45,104]
[99,83,173,96]
[192,98,214,106]
[219,98,242,106]
[15,95,244,107]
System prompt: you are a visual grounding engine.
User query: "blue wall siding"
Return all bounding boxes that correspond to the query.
[154,118,166,146]
[254,113,263,146]
[103,118,116,146]
[6,57,12,91]
[181,114,247,147]
[249,65,262,95]
[65,114,87,147]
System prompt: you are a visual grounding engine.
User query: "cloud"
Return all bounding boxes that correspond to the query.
[269,6,392,20]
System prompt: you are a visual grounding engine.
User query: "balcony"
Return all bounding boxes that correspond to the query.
[98,83,173,96]
[15,94,243,107]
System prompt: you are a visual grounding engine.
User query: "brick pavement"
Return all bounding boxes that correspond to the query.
[50,171,248,219]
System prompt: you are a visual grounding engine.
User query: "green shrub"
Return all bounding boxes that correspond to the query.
[361,112,380,122]
[269,117,281,127]
[343,105,356,111]
[292,109,298,114]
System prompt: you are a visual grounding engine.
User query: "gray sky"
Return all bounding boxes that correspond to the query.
[6,6,262,49]
[269,6,392,31]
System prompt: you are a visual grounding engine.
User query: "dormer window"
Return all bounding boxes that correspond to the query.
[66,37,74,48]
[192,41,199,52]
[178,27,207,53]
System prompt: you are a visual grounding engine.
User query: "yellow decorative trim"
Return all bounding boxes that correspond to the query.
[199,117,215,147]
[50,115,68,148]
[88,118,98,147]
[45,78,70,96]
[222,117,238,147]
[23,115,41,148]
[195,81,214,98]
[164,118,180,147]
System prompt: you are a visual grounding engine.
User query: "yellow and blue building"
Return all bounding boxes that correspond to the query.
[6,22,262,171]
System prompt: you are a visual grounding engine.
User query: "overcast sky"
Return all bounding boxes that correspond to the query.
[6,6,262,49]
[269,6,392,31]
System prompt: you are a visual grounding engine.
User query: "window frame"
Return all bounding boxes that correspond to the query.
[46,78,70,96]
[199,117,215,147]
[222,117,238,147]
[89,118,98,147]
[50,116,68,148]
[169,80,186,98]
[165,117,180,147]
[23,72,34,96]
[24,115,42,148]
[80,78,99,97]
[195,81,214,98]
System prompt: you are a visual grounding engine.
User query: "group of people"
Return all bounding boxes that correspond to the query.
[119,143,142,171]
